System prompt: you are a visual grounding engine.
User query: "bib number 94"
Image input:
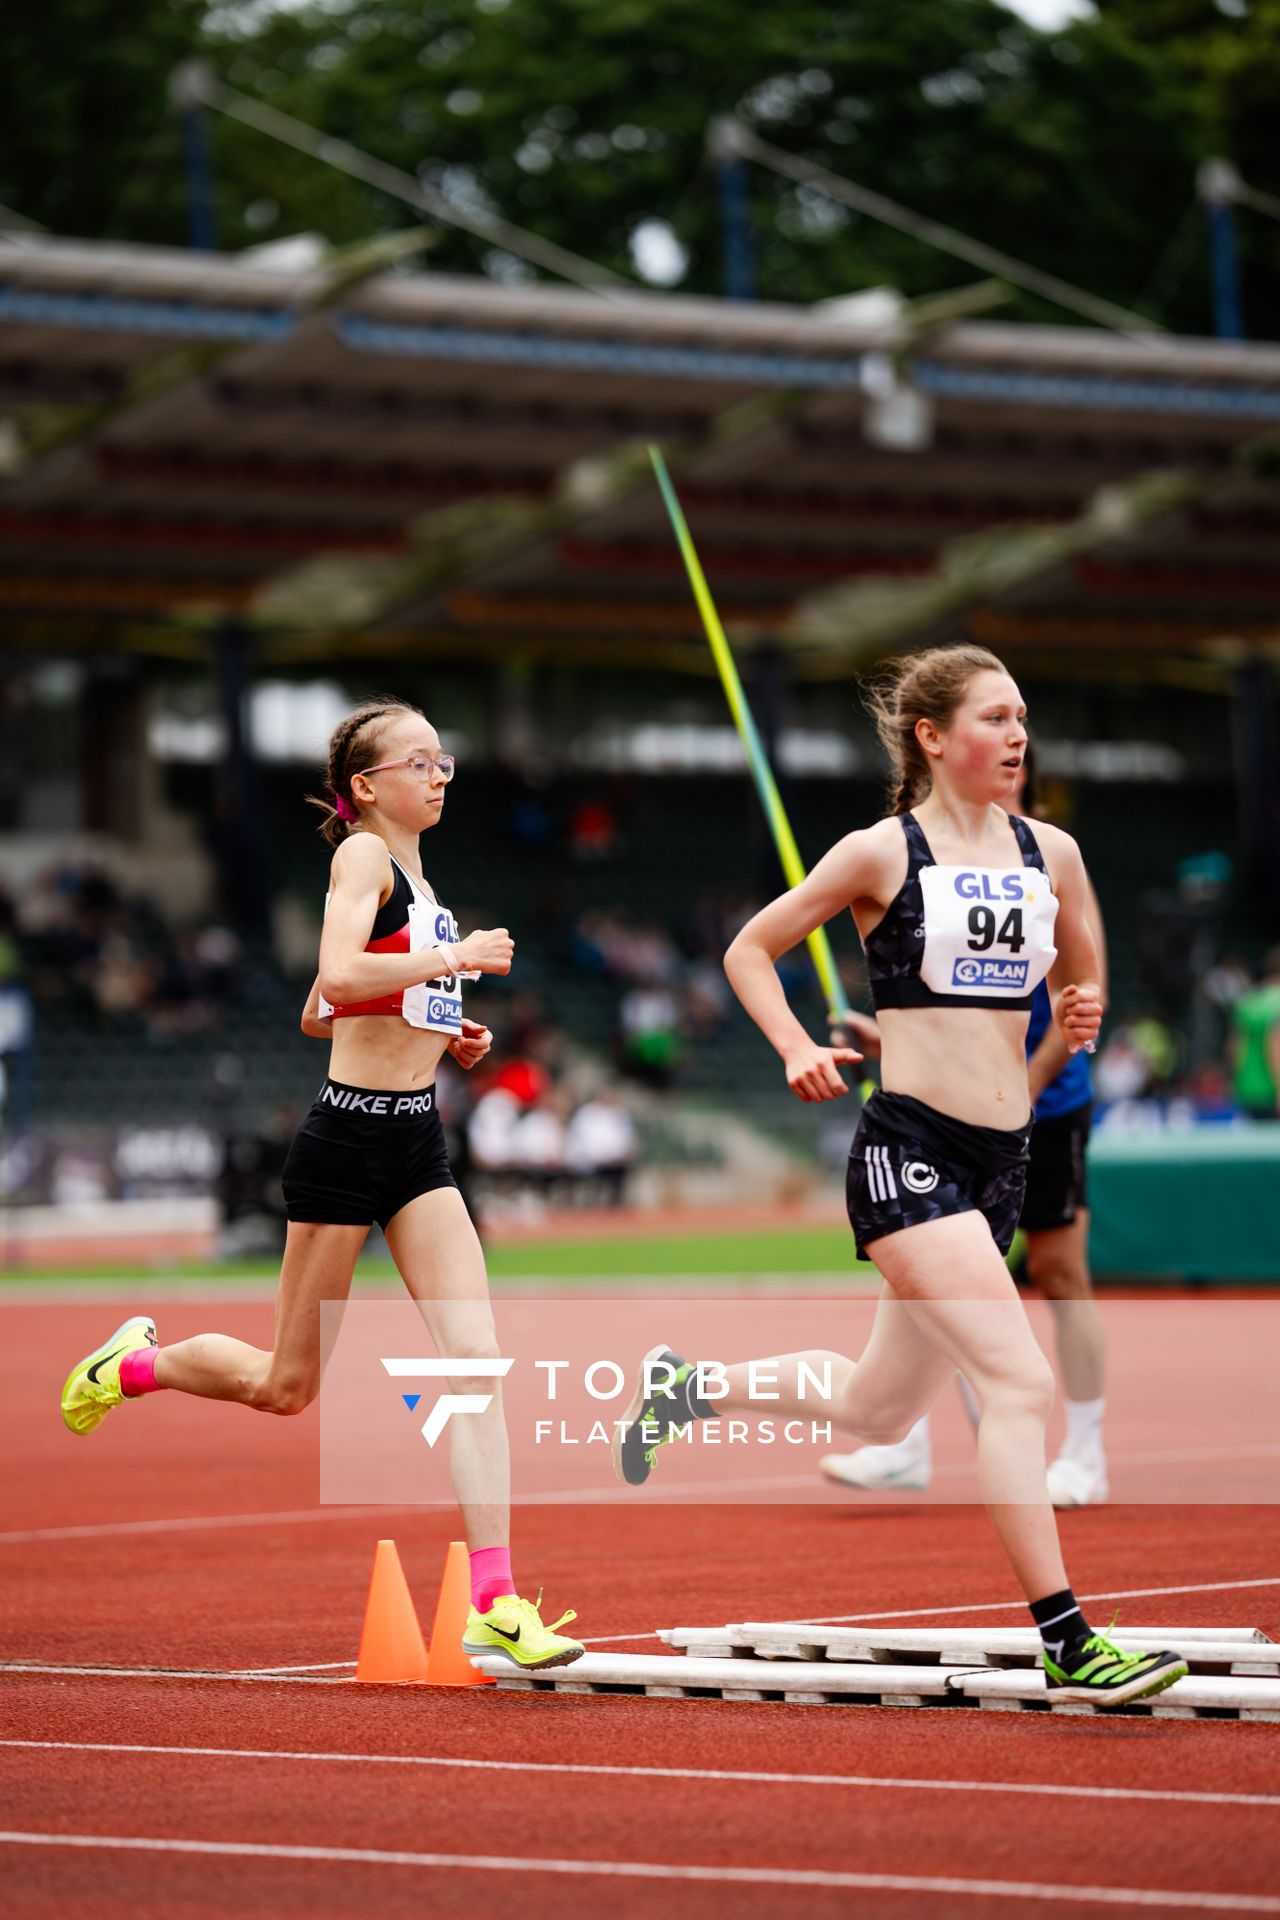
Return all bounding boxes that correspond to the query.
[967,905,1025,954]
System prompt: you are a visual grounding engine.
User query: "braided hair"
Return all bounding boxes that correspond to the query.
[863,645,1008,816]
[306,698,425,848]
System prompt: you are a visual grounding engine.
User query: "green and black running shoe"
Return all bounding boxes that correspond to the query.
[611,1344,701,1486]
[1043,1630,1188,1708]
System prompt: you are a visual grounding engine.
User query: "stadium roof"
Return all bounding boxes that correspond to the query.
[2,234,1280,679]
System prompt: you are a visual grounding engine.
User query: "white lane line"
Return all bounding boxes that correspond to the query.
[0,1506,407,1547]
[579,1575,1280,1645]
[0,1664,355,1685]
[1107,1443,1280,1468]
[0,1285,279,1305]
[2,1741,1278,1811]
[232,1662,355,1674]
[1,1832,1277,1910]
[794,1576,1280,1629]
[0,1472,817,1546]
[7,1433,1277,1550]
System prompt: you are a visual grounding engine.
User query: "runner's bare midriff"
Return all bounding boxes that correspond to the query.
[876,1004,1032,1129]
[327,1015,450,1092]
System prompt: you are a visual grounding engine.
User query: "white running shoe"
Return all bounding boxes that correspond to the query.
[1046,1452,1109,1508]
[820,1431,933,1493]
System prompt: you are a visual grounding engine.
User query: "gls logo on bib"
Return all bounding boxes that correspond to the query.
[954,872,1025,901]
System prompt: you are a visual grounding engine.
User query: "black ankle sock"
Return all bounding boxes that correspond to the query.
[681,1366,715,1421]
[1030,1587,1093,1664]
[654,1359,714,1422]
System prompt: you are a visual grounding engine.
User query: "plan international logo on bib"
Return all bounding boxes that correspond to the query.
[952,956,1029,990]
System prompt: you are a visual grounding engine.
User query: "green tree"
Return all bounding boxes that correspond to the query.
[193,0,1203,321]
[4,0,1277,337]
[0,0,207,240]
[1094,0,1280,330]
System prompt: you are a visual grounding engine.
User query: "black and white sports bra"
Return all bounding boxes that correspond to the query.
[864,812,1058,1013]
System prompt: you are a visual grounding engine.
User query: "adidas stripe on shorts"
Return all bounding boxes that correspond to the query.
[846,1089,1032,1260]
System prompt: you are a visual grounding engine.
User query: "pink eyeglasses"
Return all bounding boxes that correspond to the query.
[361,752,456,782]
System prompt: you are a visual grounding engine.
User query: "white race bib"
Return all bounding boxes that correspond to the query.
[918,864,1058,1002]
[401,896,476,1037]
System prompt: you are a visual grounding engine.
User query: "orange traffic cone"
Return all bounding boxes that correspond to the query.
[355,1539,429,1684]
[426,1538,494,1687]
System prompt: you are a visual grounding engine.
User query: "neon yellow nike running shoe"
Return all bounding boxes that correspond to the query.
[462,1592,584,1670]
[61,1316,157,1435]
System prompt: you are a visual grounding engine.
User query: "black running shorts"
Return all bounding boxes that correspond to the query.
[282,1078,456,1230]
[1020,1100,1092,1234]
[846,1089,1032,1260]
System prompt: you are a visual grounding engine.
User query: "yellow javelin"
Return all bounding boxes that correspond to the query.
[648,445,850,1024]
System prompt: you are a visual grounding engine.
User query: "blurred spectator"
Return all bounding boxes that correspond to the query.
[1094,1029,1151,1104]
[469,1087,522,1189]
[566,1088,638,1208]
[217,1106,293,1256]
[93,931,154,1019]
[15,860,244,1039]
[1230,949,1280,1120]
[619,982,683,1089]
[0,886,35,1130]
[1131,1014,1179,1091]
[569,795,620,862]
[512,1097,568,1202]
[684,957,732,1036]
[572,911,681,986]
[1094,1014,1178,1105]
[1183,1061,1237,1124]
[467,1079,641,1214]
[1204,953,1250,1019]
[191,923,242,997]
[493,1053,553,1108]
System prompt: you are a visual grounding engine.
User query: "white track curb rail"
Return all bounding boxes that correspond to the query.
[470,1623,1280,1718]
[662,1623,1280,1674]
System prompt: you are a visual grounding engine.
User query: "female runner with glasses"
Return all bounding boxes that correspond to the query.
[62,698,584,1671]
[613,648,1185,1707]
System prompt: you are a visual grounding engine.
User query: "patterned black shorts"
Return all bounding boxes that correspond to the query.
[846,1090,1031,1260]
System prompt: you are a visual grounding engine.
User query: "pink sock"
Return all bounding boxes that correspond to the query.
[119,1348,164,1397]
[470,1545,515,1612]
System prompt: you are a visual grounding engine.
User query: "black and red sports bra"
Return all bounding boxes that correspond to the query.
[319,854,468,1035]
[864,813,1058,1013]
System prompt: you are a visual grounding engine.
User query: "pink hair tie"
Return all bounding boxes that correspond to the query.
[334,793,359,823]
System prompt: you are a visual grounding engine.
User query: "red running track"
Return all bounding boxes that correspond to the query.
[4,1296,1280,1920]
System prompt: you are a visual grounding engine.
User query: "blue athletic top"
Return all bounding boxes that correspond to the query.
[1026,979,1091,1119]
